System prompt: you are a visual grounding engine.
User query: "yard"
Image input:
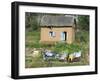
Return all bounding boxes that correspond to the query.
[25,30,89,68]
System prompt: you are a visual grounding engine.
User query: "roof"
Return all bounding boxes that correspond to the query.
[40,15,75,26]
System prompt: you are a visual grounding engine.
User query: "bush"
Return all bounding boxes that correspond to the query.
[53,42,67,53]
[75,30,89,43]
[52,42,81,55]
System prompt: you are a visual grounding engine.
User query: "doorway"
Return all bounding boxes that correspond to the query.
[60,32,67,41]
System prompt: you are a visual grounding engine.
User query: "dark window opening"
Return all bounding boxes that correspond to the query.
[49,31,56,37]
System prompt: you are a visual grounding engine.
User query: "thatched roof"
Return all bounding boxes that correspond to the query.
[40,15,75,26]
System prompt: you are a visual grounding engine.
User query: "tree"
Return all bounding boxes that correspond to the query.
[77,15,89,31]
[25,13,40,31]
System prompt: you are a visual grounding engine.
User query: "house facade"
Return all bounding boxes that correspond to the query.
[40,15,75,44]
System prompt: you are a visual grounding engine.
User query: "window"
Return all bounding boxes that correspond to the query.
[49,31,56,37]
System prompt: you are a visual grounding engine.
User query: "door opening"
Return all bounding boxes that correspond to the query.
[61,32,67,41]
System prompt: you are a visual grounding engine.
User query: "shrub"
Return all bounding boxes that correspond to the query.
[75,30,89,43]
[53,42,67,53]
[52,42,81,55]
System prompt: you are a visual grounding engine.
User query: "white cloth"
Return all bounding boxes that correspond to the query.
[74,51,81,57]
[46,52,53,56]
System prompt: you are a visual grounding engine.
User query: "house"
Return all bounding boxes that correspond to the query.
[40,15,76,44]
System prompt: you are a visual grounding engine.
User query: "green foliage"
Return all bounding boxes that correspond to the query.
[52,42,81,54]
[78,15,89,31]
[53,42,67,53]
[67,43,81,54]
[75,30,89,43]
[25,12,40,31]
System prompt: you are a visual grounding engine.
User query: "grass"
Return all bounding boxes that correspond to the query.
[25,54,87,68]
[25,31,40,48]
